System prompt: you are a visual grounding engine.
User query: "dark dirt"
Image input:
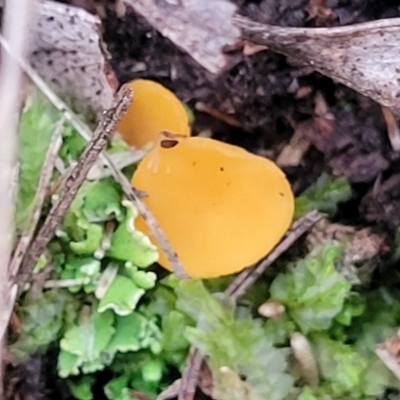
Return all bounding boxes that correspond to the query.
[8,0,400,399]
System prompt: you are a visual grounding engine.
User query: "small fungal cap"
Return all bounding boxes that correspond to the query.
[117,79,190,149]
[132,136,294,278]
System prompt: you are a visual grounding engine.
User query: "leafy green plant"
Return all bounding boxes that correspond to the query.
[13,92,163,398]
[265,245,397,399]
[175,279,294,400]
[270,244,351,333]
[10,289,76,359]
[295,174,351,219]
[16,93,63,231]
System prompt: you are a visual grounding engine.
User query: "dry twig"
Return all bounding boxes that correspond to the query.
[195,102,242,128]
[226,210,322,300]
[178,348,203,400]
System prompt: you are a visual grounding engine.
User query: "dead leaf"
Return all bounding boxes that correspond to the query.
[276,125,311,167]
[235,16,400,117]
[30,1,116,117]
[277,92,333,167]
[125,0,241,74]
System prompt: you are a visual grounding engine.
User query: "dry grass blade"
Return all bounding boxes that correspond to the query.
[176,211,323,400]
[9,118,64,280]
[234,15,400,117]
[18,86,133,289]
[0,0,38,394]
[178,348,203,400]
[157,379,183,400]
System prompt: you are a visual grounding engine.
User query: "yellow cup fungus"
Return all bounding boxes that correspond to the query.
[132,135,294,279]
[116,79,190,149]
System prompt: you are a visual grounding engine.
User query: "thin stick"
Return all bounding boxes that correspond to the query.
[18,86,132,287]
[0,0,38,395]
[20,278,92,292]
[178,348,203,400]
[9,118,64,280]
[177,210,323,400]
[226,210,322,300]
[0,36,189,280]
[195,102,242,128]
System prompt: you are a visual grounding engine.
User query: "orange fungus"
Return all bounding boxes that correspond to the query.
[116,79,190,149]
[132,136,294,278]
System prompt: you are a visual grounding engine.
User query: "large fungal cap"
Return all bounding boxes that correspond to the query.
[132,135,294,278]
[116,79,190,149]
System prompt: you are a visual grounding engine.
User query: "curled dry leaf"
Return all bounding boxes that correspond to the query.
[29,1,116,117]
[235,16,400,117]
